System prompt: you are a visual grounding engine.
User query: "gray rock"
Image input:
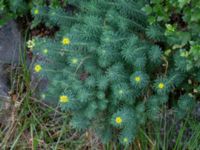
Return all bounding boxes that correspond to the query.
[0,20,21,114]
[0,20,22,64]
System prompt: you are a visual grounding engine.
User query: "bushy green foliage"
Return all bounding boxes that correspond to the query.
[30,0,198,145]
[143,0,200,71]
[0,0,29,25]
[0,0,66,26]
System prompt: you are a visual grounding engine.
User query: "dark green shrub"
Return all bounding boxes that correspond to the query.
[30,0,197,145]
[143,0,200,71]
[0,0,66,26]
[0,0,29,25]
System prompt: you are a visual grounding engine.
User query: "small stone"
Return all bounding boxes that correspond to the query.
[0,20,22,122]
[0,20,22,63]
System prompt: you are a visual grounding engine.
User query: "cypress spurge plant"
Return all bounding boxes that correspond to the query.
[31,0,197,146]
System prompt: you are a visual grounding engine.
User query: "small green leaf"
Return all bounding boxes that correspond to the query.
[142,5,152,15]
[148,16,156,24]
[178,0,191,8]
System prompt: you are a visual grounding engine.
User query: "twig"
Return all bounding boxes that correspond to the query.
[75,56,91,74]
[162,56,169,76]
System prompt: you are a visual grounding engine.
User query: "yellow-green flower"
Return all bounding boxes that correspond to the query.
[43,48,48,54]
[118,90,124,95]
[158,83,165,89]
[41,94,46,99]
[115,116,122,124]
[123,138,128,143]
[71,58,78,64]
[62,37,70,45]
[27,39,35,49]
[135,76,141,82]
[34,64,42,73]
[59,95,69,103]
[34,9,39,15]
